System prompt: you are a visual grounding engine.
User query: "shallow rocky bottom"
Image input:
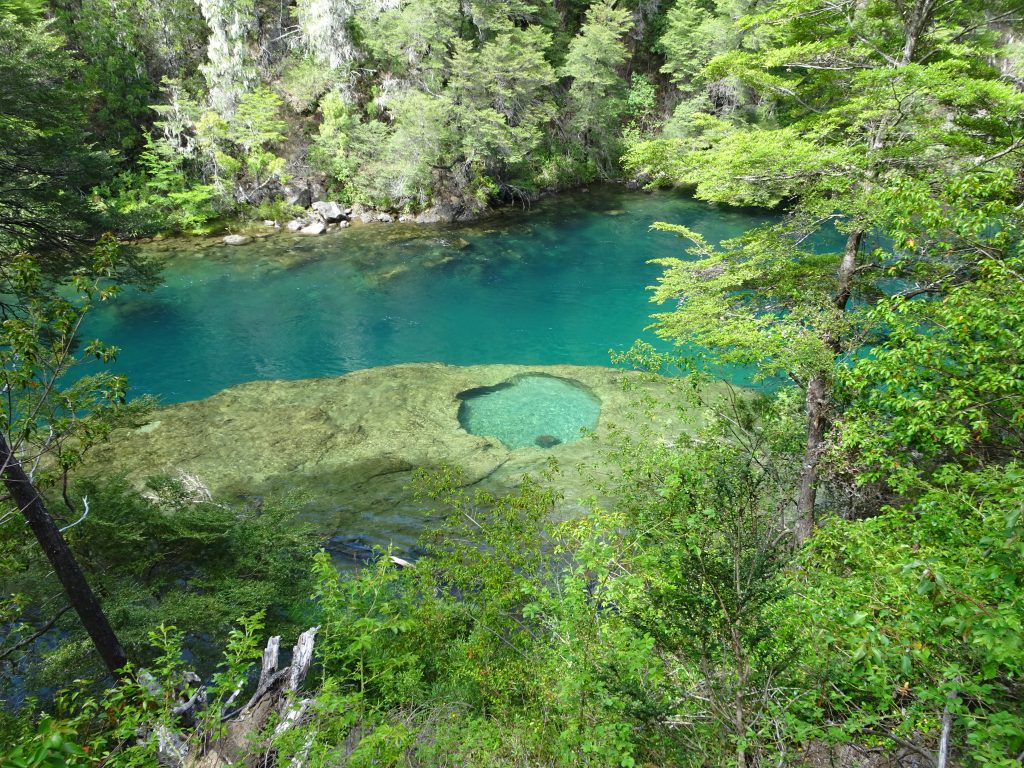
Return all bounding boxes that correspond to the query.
[81,363,717,553]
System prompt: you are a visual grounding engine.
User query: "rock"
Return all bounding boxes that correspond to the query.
[376,212,395,223]
[262,220,278,228]
[223,234,252,246]
[339,221,350,229]
[398,214,412,223]
[281,182,311,208]
[308,178,328,203]
[79,363,725,555]
[285,219,306,232]
[299,222,326,236]
[374,264,409,281]
[311,200,346,223]
[344,207,353,216]
[581,187,589,193]
[455,209,482,223]
[534,434,563,449]
[624,180,639,190]
[359,212,375,224]
[449,238,471,250]
[415,206,462,224]
[415,210,443,224]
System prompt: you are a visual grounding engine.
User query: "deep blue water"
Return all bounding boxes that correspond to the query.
[84,187,779,404]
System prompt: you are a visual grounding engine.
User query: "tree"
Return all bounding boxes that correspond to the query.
[631,0,1024,541]
[838,194,1024,495]
[658,0,745,95]
[447,27,557,184]
[0,17,111,271]
[561,0,633,174]
[0,242,134,680]
[0,9,153,680]
[594,388,803,767]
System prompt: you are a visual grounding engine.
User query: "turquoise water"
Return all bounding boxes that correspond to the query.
[84,187,781,404]
[458,374,602,449]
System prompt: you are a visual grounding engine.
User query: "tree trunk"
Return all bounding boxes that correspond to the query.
[900,0,936,65]
[834,230,863,312]
[0,433,128,679]
[795,229,864,545]
[795,372,830,545]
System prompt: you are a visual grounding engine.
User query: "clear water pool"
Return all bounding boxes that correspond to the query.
[458,374,601,449]
[80,187,800,404]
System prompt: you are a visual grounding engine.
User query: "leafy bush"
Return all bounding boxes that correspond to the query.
[2,476,318,692]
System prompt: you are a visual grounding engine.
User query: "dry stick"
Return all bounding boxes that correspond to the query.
[0,603,72,662]
[937,688,959,768]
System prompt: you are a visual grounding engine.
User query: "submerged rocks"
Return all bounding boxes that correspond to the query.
[223,234,252,246]
[80,364,717,552]
[534,434,563,449]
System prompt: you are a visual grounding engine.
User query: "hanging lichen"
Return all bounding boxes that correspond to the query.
[294,0,360,71]
[196,0,257,115]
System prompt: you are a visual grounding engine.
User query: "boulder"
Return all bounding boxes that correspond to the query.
[285,219,306,232]
[261,220,278,228]
[415,209,444,224]
[339,221,350,228]
[281,182,311,208]
[376,212,395,223]
[299,222,327,236]
[311,201,346,223]
[223,234,252,246]
[358,212,375,224]
[308,178,329,203]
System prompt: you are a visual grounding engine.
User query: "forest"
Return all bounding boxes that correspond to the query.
[1,0,1023,765]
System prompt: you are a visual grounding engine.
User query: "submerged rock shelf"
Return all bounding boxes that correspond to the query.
[83,363,720,551]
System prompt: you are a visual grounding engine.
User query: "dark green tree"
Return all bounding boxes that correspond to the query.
[628,0,1024,541]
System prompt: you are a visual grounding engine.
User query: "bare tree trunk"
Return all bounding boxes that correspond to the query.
[834,230,863,312]
[900,0,937,65]
[0,433,128,679]
[795,230,863,545]
[795,373,830,545]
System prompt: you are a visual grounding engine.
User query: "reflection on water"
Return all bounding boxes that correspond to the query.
[85,187,783,404]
